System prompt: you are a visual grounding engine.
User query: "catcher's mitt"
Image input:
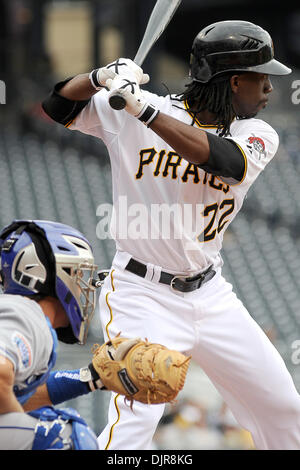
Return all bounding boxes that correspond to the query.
[91,335,191,405]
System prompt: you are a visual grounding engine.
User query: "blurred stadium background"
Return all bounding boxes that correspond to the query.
[0,0,300,450]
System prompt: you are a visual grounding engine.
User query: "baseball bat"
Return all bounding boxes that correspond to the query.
[109,0,182,111]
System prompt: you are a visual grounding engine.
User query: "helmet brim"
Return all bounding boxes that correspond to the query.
[246,58,292,76]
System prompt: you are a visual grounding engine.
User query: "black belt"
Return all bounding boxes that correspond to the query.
[125,258,216,293]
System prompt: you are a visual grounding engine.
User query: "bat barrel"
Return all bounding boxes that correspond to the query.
[108,0,182,111]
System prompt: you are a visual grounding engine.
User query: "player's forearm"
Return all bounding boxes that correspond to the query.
[26,368,103,410]
[149,112,210,165]
[23,366,104,411]
[58,73,97,101]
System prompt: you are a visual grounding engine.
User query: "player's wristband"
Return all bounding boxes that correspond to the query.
[137,103,160,127]
[84,363,105,391]
[46,367,104,405]
[89,69,104,90]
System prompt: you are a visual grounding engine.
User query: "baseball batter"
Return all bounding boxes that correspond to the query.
[42,21,300,450]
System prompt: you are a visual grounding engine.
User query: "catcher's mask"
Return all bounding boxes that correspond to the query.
[0,220,98,345]
[190,20,291,83]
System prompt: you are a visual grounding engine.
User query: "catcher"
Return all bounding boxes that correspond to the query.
[0,219,190,450]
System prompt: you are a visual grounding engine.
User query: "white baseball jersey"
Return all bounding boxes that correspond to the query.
[68,89,278,274]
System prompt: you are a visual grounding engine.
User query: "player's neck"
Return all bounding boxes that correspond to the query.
[194,109,218,126]
[185,98,219,125]
[37,296,69,329]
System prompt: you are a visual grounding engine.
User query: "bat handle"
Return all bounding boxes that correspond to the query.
[109,90,127,110]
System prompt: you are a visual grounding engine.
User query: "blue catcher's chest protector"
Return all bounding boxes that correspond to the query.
[29,406,99,450]
[14,318,58,405]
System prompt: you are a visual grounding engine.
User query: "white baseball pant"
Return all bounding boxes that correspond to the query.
[97,251,300,450]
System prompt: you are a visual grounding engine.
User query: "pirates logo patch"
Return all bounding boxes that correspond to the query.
[247,135,266,160]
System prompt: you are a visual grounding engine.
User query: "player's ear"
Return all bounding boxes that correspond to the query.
[230,74,241,94]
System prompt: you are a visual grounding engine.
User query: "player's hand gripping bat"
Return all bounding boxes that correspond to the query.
[109,0,182,111]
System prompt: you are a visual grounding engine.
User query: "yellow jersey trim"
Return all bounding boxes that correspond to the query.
[103,269,120,450]
[105,394,121,450]
[64,118,75,128]
[232,142,248,185]
[104,270,115,342]
[183,100,219,129]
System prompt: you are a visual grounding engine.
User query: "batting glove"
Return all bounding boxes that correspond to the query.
[89,58,150,91]
[106,76,160,127]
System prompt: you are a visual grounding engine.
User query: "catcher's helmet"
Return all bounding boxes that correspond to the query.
[190,20,291,83]
[0,220,97,344]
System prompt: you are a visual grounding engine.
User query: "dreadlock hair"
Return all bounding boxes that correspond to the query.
[180,73,237,137]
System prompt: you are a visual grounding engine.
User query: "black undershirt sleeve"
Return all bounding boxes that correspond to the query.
[42,78,91,126]
[198,132,246,182]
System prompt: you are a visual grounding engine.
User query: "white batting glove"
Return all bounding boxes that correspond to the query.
[89,58,149,90]
[106,76,160,127]
[106,58,150,85]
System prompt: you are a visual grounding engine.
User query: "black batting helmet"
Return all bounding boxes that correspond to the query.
[190,20,291,83]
